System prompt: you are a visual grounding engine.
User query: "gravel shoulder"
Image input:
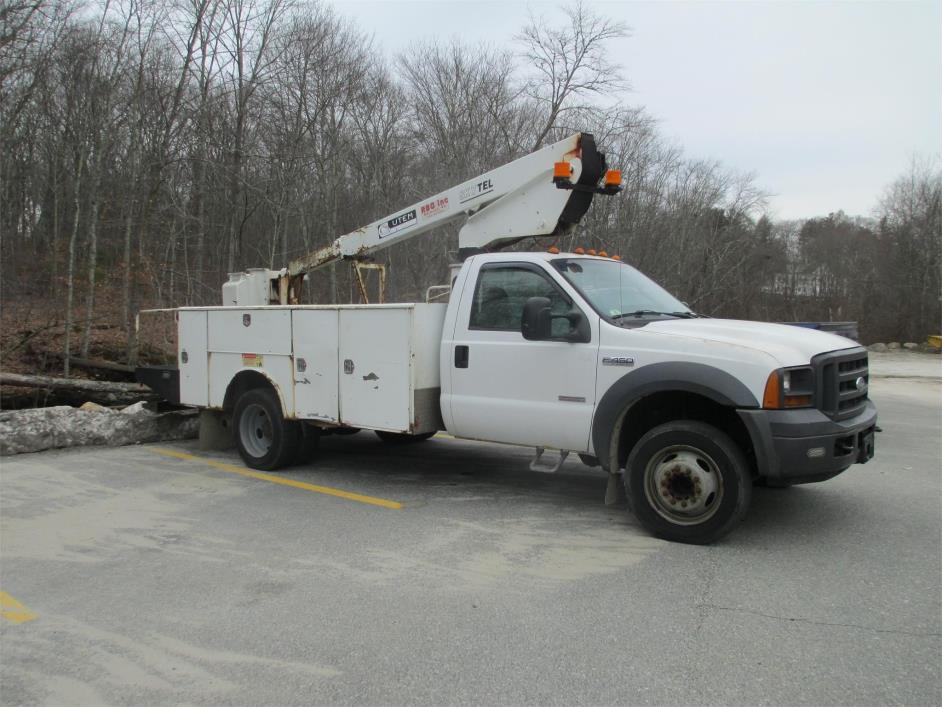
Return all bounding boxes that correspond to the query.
[868,350,942,380]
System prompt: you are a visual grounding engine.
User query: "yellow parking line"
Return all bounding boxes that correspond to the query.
[0,591,38,624]
[148,448,402,510]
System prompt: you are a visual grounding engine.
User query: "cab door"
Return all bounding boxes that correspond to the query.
[446,260,599,452]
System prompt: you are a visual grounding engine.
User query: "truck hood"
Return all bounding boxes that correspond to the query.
[640,318,859,367]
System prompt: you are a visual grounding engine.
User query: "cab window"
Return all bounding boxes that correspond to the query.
[469,265,574,337]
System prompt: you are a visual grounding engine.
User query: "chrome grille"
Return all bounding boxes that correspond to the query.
[813,348,869,420]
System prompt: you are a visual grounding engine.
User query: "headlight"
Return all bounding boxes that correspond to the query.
[763,367,814,409]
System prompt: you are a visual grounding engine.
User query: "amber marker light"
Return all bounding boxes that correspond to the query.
[599,250,608,257]
[612,255,622,261]
[587,249,597,256]
[547,246,560,254]
[553,161,573,179]
[574,247,585,255]
[762,371,781,409]
[785,395,813,408]
[604,169,622,186]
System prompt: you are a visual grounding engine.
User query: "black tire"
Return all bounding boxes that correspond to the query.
[232,387,300,471]
[293,423,321,465]
[375,430,437,444]
[624,420,751,545]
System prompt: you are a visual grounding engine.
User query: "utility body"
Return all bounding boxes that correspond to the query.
[139,133,877,543]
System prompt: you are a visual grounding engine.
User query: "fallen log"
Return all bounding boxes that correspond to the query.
[1,371,150,395]
[71,356,134,374]
[35,352,136,377]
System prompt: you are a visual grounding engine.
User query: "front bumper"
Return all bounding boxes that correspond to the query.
[738,401,877,485]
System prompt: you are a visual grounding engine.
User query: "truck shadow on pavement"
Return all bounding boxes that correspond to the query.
[294,433,611,506]
[272,433,847,545]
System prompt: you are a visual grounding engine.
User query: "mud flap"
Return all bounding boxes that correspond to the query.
[605,471,626,505]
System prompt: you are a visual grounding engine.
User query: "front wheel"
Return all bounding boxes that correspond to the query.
[624,420,751,544]
[233,387,299,470]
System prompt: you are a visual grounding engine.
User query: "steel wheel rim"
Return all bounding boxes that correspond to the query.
[643,444,724,525]
[239,403,273,458]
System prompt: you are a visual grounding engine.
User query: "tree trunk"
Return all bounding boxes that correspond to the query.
[64,153,85,377]
[81,150,102,358]
[121,199,137,362]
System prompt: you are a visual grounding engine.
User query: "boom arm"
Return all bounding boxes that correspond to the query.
[278,133,616,303]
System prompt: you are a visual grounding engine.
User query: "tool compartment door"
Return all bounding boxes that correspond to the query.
[339,308,412,432]
[178,310,208,406]
[291,309,340,423]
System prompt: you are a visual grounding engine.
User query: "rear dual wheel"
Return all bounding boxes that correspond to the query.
[233,388,319,470]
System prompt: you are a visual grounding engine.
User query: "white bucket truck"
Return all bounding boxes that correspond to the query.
[138,133,876,543]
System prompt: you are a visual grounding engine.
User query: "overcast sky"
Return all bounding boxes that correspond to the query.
[330,0,941,220]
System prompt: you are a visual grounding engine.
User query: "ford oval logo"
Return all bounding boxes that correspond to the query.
[855,376,867,392]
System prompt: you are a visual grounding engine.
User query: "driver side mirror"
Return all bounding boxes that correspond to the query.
[522,297,553,340]
[522,297,590,343]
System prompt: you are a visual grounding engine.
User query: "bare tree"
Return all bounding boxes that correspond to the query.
[875,157,942,340]
[216,0,292,272]
[517,0,628,150]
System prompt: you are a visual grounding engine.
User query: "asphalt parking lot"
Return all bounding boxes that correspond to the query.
[1,358,940,705]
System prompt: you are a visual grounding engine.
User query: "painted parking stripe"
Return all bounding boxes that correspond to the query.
[148,448,402,510]
[0,592,38,624]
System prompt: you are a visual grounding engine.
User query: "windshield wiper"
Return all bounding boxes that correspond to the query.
[611,310,697,321]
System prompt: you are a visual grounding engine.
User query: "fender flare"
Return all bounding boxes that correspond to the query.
[592,362,760,470]
[223,368,290,417]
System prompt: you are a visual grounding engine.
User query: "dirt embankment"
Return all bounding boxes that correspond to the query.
[1,300,175,409]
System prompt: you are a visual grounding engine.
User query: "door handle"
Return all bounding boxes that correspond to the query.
[454,345,469,368]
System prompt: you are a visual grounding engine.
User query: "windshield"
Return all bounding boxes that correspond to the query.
[551,258,692,321]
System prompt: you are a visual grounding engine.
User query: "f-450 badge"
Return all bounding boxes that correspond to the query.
[602,356,634,367]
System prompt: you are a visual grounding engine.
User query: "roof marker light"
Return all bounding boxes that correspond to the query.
[574,247,585,255]
[547,246,560,254]
[599,250,608,257]
[587,249,597,256]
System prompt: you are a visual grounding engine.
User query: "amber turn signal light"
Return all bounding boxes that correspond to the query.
[763,371,781,409]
